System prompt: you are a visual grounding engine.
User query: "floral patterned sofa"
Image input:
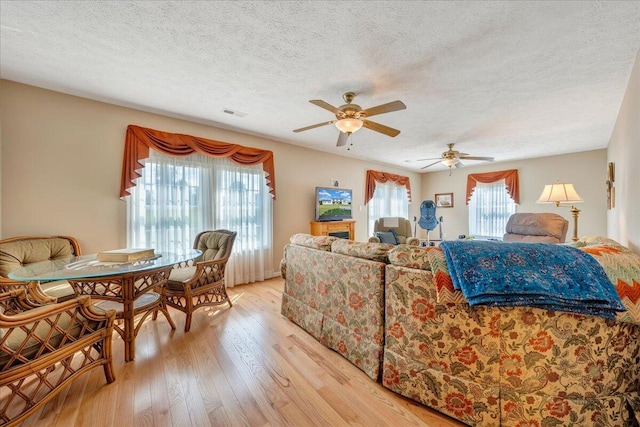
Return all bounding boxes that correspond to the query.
[281,234,640,426]
[280,234,393,380]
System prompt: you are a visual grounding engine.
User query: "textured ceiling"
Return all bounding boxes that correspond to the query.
[2,1,640,172]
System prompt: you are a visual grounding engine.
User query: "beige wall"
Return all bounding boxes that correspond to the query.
[2,77,634,269]
[419,150,608,241]
[0,80,422,273]
[608,48,640,252]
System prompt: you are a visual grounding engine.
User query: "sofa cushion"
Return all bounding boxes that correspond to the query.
[577,235,628,249]
[196,232,233,262]
[167,265,197,290]
[426,248,466,304]
[578,238,640,325]
[289,233,338,251]
[40,280,76,301]
[331,240,393,263]
[387,245,433,270]
[0,237,76,278]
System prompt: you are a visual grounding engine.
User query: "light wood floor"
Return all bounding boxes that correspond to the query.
[18,277,465,427]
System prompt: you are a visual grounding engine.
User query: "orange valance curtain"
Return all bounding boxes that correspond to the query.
[120,125,276,199]
[364,170,412,205]
[466,169,519,205]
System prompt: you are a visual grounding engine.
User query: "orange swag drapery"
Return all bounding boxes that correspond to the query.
[364,170,412,205]
[120,125,276,199]
[466,169,519,205]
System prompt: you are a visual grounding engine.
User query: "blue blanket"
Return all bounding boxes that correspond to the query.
[439,240,625,319]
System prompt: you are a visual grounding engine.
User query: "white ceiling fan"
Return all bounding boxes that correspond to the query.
[417,143,494,172]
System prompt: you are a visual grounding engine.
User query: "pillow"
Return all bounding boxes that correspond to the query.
[331,239,393,263]
[578,235,627,249]
[426,248,466,305]
[388,228,400,245]
[376,231,397,245]
[579,242,640,325]
[289,233,337,251]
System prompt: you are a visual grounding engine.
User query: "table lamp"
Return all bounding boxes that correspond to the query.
[536,182,583,242]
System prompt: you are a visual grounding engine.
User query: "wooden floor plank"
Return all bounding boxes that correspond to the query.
[226,304,350,426]
[210,318,284,425]
[7,277,464,427]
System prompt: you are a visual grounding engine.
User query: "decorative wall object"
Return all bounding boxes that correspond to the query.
[607,162,615,210]
[435,193,454,208]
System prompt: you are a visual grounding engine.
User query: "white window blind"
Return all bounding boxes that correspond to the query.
[127,150,273,286]
[468,179,516,239]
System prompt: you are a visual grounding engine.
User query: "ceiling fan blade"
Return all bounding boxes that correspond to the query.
[460,156,494,161]
[362,120,401,137]
[309,100,343,116]
[415,157,443,162]
[420,160,443,170]
[336,132,348,147]
[293,120,336,133]
[360,100,406,118]
[455,161,464,168]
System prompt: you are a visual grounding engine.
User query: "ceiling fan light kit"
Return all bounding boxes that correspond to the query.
[293,91,406,147]
[335,118,363,134]
[442,158,459,167]
[418,143,495,173]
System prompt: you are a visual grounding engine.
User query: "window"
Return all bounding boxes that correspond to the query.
[468,179,516,239]
[127,150,273,285]
[367,181,409,235]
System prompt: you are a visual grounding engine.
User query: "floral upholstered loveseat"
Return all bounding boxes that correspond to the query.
[384,236,640,426]
[281,234,640,426]
[280,234,393,380]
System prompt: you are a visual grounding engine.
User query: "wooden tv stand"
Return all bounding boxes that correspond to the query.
[310,220,355,240]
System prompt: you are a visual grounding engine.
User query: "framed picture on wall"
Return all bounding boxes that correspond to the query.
[435,193,454,208]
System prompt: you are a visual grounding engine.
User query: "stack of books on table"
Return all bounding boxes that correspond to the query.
[96,248,156,263]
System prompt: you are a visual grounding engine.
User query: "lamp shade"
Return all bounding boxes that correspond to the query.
[335,118,363,134]
[536,183,583,205]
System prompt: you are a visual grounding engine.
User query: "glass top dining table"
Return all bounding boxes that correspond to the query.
[8,250,202,362]
[8,250,202,282]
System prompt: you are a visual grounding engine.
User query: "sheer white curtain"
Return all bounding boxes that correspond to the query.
[468,179,517,239]
[127,150,273,286]
[367,181,410,235]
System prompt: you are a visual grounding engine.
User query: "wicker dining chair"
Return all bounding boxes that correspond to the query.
[164,230,237,332]
[0,288,115,426]
[0,235,81,302]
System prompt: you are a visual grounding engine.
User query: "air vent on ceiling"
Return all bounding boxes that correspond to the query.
[222,108,247,117]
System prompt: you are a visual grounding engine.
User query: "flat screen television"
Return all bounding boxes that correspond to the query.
[315,187,353,222]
